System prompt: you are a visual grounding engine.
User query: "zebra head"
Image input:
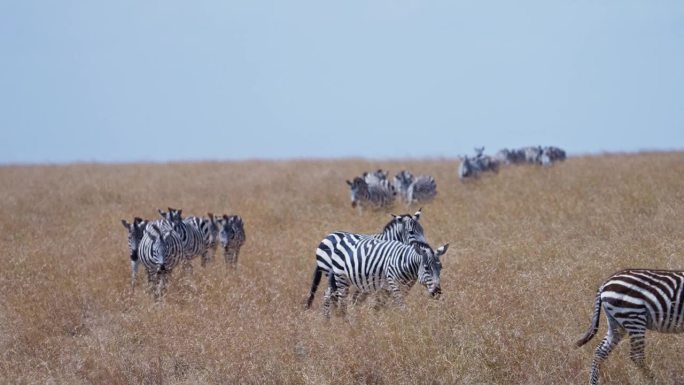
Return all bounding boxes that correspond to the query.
[414,242,449,298]
[346,177,369,208]
[458,156,473,179]
[218,215,245,250]
[121,217,148,261]
[206,213,219,251]
[393,170,414,197]
[390,208,426,244]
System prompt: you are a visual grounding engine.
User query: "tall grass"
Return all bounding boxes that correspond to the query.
[1,153,683,384]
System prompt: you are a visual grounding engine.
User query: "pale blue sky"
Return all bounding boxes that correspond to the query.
[1,1,683,164]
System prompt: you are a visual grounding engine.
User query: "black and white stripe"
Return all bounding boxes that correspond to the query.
[158,208,205,268]
[182,213,220,267]
[322,239,448,317]
[346,177,396,209]
[576,269,684,385]
[305,209,426,309]
[121,217,148,288]
[137,222,184,299]
[218,214,246,267]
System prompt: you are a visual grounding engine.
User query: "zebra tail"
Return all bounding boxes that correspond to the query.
[305,267,322,309]
[575,289,602,347]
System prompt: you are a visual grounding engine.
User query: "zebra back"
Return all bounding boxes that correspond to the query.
[407,175,437,203]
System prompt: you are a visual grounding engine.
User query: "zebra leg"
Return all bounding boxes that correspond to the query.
[589,321,625,385]
[352,290,369,305]
[130,260,139,289]
[387,279,406,308]
[372,289,390,311]
[627,330,653,381]
[335,284,350,317]
[200,251,208,268]
[321,286,334,319]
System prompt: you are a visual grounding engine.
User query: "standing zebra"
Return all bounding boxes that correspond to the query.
[393,170,414,202]
[346,177,395,209]
[121,217,148,288]
[157,208,206,271]
[576,269,684,385]
[182,213,220,267]
[217,214,246,267]
[322,239,449,318]
[305,209,426,309]
[407,175,437,204]
[137,222,184,299]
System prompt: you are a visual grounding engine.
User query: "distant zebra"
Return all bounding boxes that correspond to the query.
[306,209,426,309]
[322,239,449,317]
[137,222,184,299]
[522,146,543,164]
[182,213,220,267]
[363,169,389,184]
[218,214,246,267]
[407,175,437,204]
[158,208,206,270]
[121,217,149,288]
[494,148,525,164]
[393,170,414,202]
[346,177,395,209]
[541,146,566,166]
[576,269,684,385]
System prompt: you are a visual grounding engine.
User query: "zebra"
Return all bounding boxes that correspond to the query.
[406,175,437,204]
[157,208,206,271]
[522,145,543,164]
[322,239,449,318]
[346,177,396,209]
[137,222,184,299]
[305,209,426,309]
[182,213,220,267]
[217,214,246,267]
[393,170,414,202]
[363,169,389,184]
[541,146,566,166]
[494,148,526,165]
[576,269,684,385]
[121,217,149,288]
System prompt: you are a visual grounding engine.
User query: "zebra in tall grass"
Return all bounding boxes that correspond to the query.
[306,209,426,309]
[157,208,206,270]
[346,177,395,209]
[363,169,389,184]
[182,213,220,267]
[393,171,437,204]
[576,269,684,385]
[217,214,246,267]
[322,239,449,317]
[137,222,184,299]
[121,217,148,288]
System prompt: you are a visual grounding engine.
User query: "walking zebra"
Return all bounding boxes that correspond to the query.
[182,213,220,267]
[305,209,426,309]
[346,177,395,209]
[576,269,684,385]
[217,214,246,267]
[136,222,184,299]
[157,208,206,271]
[121,217,148,288]
[322,239,449,318]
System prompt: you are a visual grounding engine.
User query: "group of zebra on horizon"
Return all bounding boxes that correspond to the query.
[458,145,567,180]
[121,207,245,298]
[346,169,437,209]
[305,208,448,318]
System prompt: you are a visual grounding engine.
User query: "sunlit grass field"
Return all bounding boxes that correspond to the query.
[1,152,683,384]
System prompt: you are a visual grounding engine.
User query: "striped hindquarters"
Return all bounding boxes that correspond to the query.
[599,269,684,332]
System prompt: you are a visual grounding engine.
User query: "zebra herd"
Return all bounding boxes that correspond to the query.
[117,167,683,385]
[458,145,567,180]
[346,169,437,209]
[121,207,245,298]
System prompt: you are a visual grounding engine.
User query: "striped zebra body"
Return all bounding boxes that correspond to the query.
[137,222,184,299]
[393,170,414,203]
[121,217,148,288]
[346,177,395,209]
[306,210,425,309]
[182,213,219,267]
[158,208,205,266]
[322,239,448,317]
[218,214,246,267]
[576,269,684,384]
[407,175,437,204]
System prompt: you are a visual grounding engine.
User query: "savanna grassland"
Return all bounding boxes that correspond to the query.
[1,152,684,385]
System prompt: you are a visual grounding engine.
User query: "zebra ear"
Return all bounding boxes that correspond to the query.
[122,219,130,229]
[207,213,214,221]
[436,244,449,256]
[158,208,165,217]
[346,180,352,186]
[413,208,422,220]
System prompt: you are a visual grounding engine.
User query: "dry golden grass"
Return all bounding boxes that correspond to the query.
[1,153,684,385]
